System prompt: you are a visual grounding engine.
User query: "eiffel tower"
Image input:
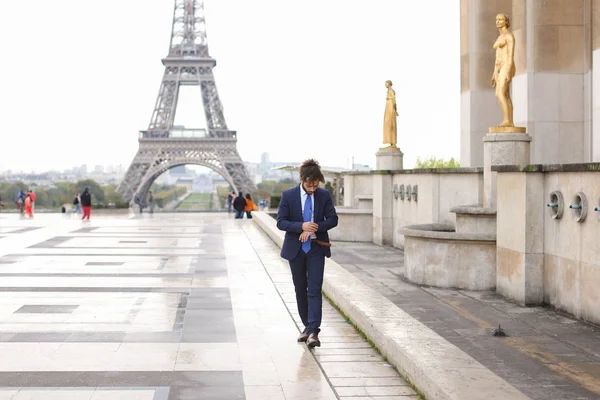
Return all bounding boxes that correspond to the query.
[118,0,255,204]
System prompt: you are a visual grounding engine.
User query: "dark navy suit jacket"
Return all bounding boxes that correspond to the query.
[276,185,339,260]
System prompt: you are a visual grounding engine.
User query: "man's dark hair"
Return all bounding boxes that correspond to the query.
[299,159,325,183]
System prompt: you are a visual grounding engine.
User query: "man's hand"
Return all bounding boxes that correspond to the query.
[302,222,318,232]
[299,231,312,243]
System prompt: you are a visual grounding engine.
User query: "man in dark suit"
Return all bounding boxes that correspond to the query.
[277,159,338,348]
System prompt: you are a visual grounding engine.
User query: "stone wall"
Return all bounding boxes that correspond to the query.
[341,172,373,208]
[391,169,484,248]
[495,164,600,324]
[342,169,484,248]
[343,163,600,324]
[544,168,600,323]
[329,208,373,243]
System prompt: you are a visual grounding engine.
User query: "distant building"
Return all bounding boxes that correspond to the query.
[193,174,213,193]
[260,152,270,164]
[242,153,373,184]
[351,163,371,171]
[175,178,194,191]
[244,152,301,183]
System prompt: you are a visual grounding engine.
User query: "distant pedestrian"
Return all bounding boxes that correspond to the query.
[135,195,145,214]
[29,190,36,212]
[73,193,82,215]
[233,191,246,219]
[148,191,154,214]
[23,194,33,218]
[80,187,92,220]
[16,190,23,213]
[227,191,234,213]
[244,193,256,219]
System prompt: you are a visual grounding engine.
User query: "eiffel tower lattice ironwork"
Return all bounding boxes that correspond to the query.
[117,0,255,204]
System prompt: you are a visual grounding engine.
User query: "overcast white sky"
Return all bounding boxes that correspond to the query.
[0,0,460,173]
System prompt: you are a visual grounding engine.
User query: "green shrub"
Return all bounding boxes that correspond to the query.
[415,156,460,169]
[270,195,281,209]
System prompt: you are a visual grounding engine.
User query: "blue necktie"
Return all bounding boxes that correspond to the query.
[302,194,312,253]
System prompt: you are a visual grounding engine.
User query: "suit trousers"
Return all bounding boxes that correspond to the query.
[288,241,325,335]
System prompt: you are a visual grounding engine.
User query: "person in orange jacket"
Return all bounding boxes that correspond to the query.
[244,193,257,219]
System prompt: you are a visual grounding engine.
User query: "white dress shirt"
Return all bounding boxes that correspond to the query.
[300,184,317,239]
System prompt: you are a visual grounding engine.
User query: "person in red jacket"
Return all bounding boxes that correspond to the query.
[80,187,92,220]
[29,190,36,213]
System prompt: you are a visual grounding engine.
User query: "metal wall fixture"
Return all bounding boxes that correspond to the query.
[398,185,405,201]
[569,192,588,222]
[393,184,399,200]
[411,185,418,202]
[406,185,412,202]
[546,191,564,219]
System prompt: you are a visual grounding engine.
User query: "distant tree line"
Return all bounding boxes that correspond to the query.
[0,180,185,210]
[415,156,460,169]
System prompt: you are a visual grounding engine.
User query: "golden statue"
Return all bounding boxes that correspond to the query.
[490,14,525,133]
[382,80,399,148]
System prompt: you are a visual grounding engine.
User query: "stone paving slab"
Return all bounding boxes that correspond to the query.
[0,212,416,399]
[253,211,531,400]
[329,241,600,400]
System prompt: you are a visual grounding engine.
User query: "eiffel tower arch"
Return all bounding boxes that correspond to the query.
[118,0,255,204]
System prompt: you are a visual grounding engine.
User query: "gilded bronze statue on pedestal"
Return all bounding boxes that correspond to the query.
[382,80,399,148]
[490,13,525,133]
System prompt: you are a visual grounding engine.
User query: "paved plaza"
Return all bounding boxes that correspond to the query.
[0,213,416,400]
[332,243,600,400]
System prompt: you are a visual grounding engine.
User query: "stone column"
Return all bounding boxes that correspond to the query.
[511,0,590,163]
[460,0,511,167]
[483,133,532,208]
[496,170,544,305]
[372,172,393,246]
[592,0,600,160]
[341,173,354,207]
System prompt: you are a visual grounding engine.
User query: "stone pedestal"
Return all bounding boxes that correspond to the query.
[376,147,403,170]
[483,133,532,208]
[372,173,393,246]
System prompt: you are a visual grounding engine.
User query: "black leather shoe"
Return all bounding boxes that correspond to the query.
[307,333,321,348]
[297,328,309,342]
